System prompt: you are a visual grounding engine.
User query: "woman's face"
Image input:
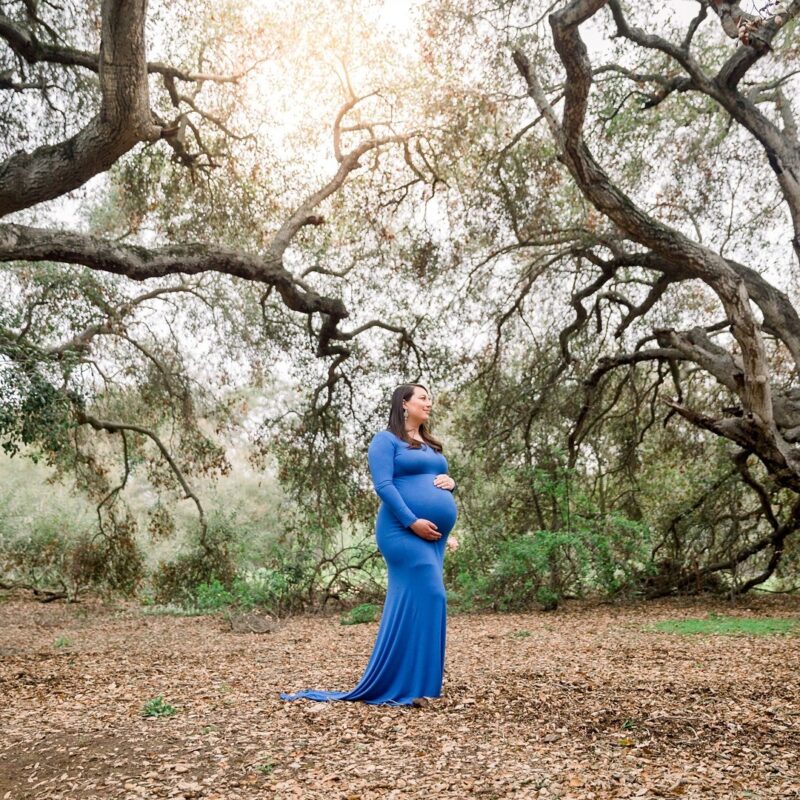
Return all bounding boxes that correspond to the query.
[403,386,432,423]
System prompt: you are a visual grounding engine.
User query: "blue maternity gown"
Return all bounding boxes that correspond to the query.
[280,430,458,706]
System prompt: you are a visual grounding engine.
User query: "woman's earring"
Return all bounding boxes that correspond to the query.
[403,408,408,420]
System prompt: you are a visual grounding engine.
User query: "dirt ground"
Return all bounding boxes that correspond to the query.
[1,591,799,800]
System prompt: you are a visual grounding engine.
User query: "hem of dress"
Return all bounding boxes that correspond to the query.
[279,691,422,707]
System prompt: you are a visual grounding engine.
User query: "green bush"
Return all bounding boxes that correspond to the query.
[150,507,326,613]
[193,578,234,610]
[448,512,651,612]
[187,570,300,612]
[151,510,239,605]
[441,455,657,611]
[229,567,299,611]
[151,535,321,615]
[340,602,380,625]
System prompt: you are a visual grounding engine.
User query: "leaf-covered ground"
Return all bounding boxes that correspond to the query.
[1,591,799,799]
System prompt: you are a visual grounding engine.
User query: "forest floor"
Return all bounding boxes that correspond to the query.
[1,591,799,800]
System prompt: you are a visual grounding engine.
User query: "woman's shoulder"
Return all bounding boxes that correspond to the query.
[371,429,418,449]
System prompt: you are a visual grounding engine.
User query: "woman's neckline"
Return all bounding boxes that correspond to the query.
[390,430,427,446]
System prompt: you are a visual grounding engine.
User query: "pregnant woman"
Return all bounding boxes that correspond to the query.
[280,383,458,707]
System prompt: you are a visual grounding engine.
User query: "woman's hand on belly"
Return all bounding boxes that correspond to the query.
[410,519,442,541]
[433,474,455,491]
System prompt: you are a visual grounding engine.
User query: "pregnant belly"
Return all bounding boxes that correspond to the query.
[395,474,458,533]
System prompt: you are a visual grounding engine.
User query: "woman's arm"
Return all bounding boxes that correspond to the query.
[368,432,418,528]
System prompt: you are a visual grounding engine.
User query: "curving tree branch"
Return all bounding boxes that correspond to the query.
[512,0,800,490]
[75,410,209,547]
[607,0,800,261]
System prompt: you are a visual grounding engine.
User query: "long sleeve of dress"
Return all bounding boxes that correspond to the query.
[368,432,418,529]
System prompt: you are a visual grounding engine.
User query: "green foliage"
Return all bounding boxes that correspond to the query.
[0,367,76,463]
[262,404,377,543]
[53,636,72,648]
[193,578,234,610]
[151,510,239,605]
[150,509,319,614]
[229,566,306,612]
[187,568,307,613]
[226,534,322,614]
[148,554,381,617]
[141,696,177,718]
[647,616,800,637]
[340,602,380,625]
[447,462,653,611]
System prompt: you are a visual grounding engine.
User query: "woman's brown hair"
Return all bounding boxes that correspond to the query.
[386,383,444,453]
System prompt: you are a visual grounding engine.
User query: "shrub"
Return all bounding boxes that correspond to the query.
[193,578,234,610]
[0,509,143,600]
[449,513,651,612]
[151,511,238,605]
[340,602,380,625]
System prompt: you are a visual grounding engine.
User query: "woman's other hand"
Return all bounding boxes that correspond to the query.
[433,474,455,491]
[410,519,441,541]
[446,536,459,552]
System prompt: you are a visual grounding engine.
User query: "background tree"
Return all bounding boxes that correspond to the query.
[0,0,442,596]
[4,0,800,608]
[422,0,800,602]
